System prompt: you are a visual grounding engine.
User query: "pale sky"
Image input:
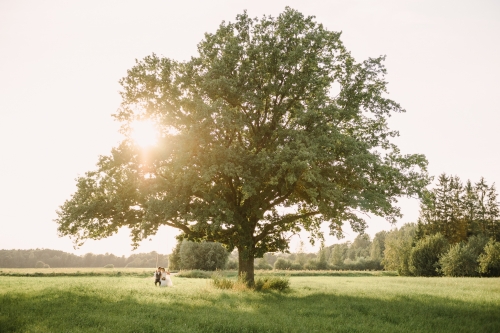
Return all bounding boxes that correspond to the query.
[1,0,499,256]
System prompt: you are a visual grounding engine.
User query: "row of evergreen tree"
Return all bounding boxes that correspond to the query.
[417,174,500,243]
[383,174,500,277]
[0,249,169,269]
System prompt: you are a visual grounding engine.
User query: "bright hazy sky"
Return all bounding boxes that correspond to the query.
[1,0,499,256]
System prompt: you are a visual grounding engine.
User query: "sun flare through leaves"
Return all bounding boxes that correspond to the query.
[129,119,159,148]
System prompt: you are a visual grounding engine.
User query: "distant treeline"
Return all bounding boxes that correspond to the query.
[249,232,386,272]
[0,249,169,269]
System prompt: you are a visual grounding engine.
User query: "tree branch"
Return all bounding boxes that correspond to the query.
[254,211,319,243]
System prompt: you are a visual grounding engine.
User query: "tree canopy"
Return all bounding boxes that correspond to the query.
[55,8,429,284]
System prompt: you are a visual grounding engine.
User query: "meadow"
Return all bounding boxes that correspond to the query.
[0,269,499,333]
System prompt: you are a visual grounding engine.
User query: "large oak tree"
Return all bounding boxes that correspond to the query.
[56,8,429,284]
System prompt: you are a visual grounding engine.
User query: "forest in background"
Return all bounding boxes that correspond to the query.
[3,174,499,277]
[0,249,169,269]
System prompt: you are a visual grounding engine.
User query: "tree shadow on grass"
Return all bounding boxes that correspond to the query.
[1,286,498,333]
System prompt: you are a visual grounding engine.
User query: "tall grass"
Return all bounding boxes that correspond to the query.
[210,272,290,291]
[1,272,499,332]
[0,267,156,277]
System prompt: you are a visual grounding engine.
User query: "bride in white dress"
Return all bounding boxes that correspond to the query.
[160,268,173,287]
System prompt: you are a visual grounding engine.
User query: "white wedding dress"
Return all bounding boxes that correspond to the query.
[160,272,173,287]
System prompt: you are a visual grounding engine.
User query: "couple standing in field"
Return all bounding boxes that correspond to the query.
[155,267,173,287]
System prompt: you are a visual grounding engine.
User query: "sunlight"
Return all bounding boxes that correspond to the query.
[130,119,159,148]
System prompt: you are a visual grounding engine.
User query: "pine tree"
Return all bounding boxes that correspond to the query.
[485,183,500,240]
[417,174,490,244]
[448,175,466,243]
[475,177,490,235]
[463,180,478,237]
[418,174,463,242]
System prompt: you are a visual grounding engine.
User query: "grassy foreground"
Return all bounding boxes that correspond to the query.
[0,271,499,333]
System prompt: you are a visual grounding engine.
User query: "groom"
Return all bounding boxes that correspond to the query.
[154,267,162,286]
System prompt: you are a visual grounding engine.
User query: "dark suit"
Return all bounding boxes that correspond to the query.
[154,270,162,286]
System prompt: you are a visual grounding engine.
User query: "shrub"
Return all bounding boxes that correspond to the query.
[304,259,319,270]
[343,258,382,271]
[180,240,229,271]
[254,276,290,291]
[290,262,303,270]
[409,233,449,276]
[211,272,248,290]
[211,273,235,289]
[211,273,290,292]
[439,243,479,277]
[225,260,238,270]
[466,234,490,256]
[35,261,45,268]
[304,258,329,270]
[255,258,273,270]
[439,235,488,277]
[478,239,500,276]
[104,264,114,268]
[273,258,292,270]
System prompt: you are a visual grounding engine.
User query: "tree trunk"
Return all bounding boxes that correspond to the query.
[237,245,255,286]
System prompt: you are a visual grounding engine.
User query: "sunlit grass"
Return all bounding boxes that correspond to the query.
[0,267,154,277]
[1,274,499,332]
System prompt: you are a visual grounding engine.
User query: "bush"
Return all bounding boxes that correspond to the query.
[104,264,114,268]
[35,261,45,268]
[273,258,292,270]
[304,258,329,270]
[211,272,248,291]
[304,259,319,270]
[211,273,290,292]
[439,243,479,277]
[180,240,229,271]
[211,273,235,289]
[225,260,238,270]
[255,258,273,270]
[439,235,488,277]
[478,239,500,276]
[290,262,303,270]
[343,258,382,271]
[410,233,449,276]
[302,259,330,271]
[254,276,290,291]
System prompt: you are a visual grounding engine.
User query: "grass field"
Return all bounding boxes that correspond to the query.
[0,269,499,333]
[0,267,155,277]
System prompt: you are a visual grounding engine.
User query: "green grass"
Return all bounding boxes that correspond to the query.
[0,267,157,278]
[0,270,499,332]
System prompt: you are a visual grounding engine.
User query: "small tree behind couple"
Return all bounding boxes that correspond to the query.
[155,267,173,287]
